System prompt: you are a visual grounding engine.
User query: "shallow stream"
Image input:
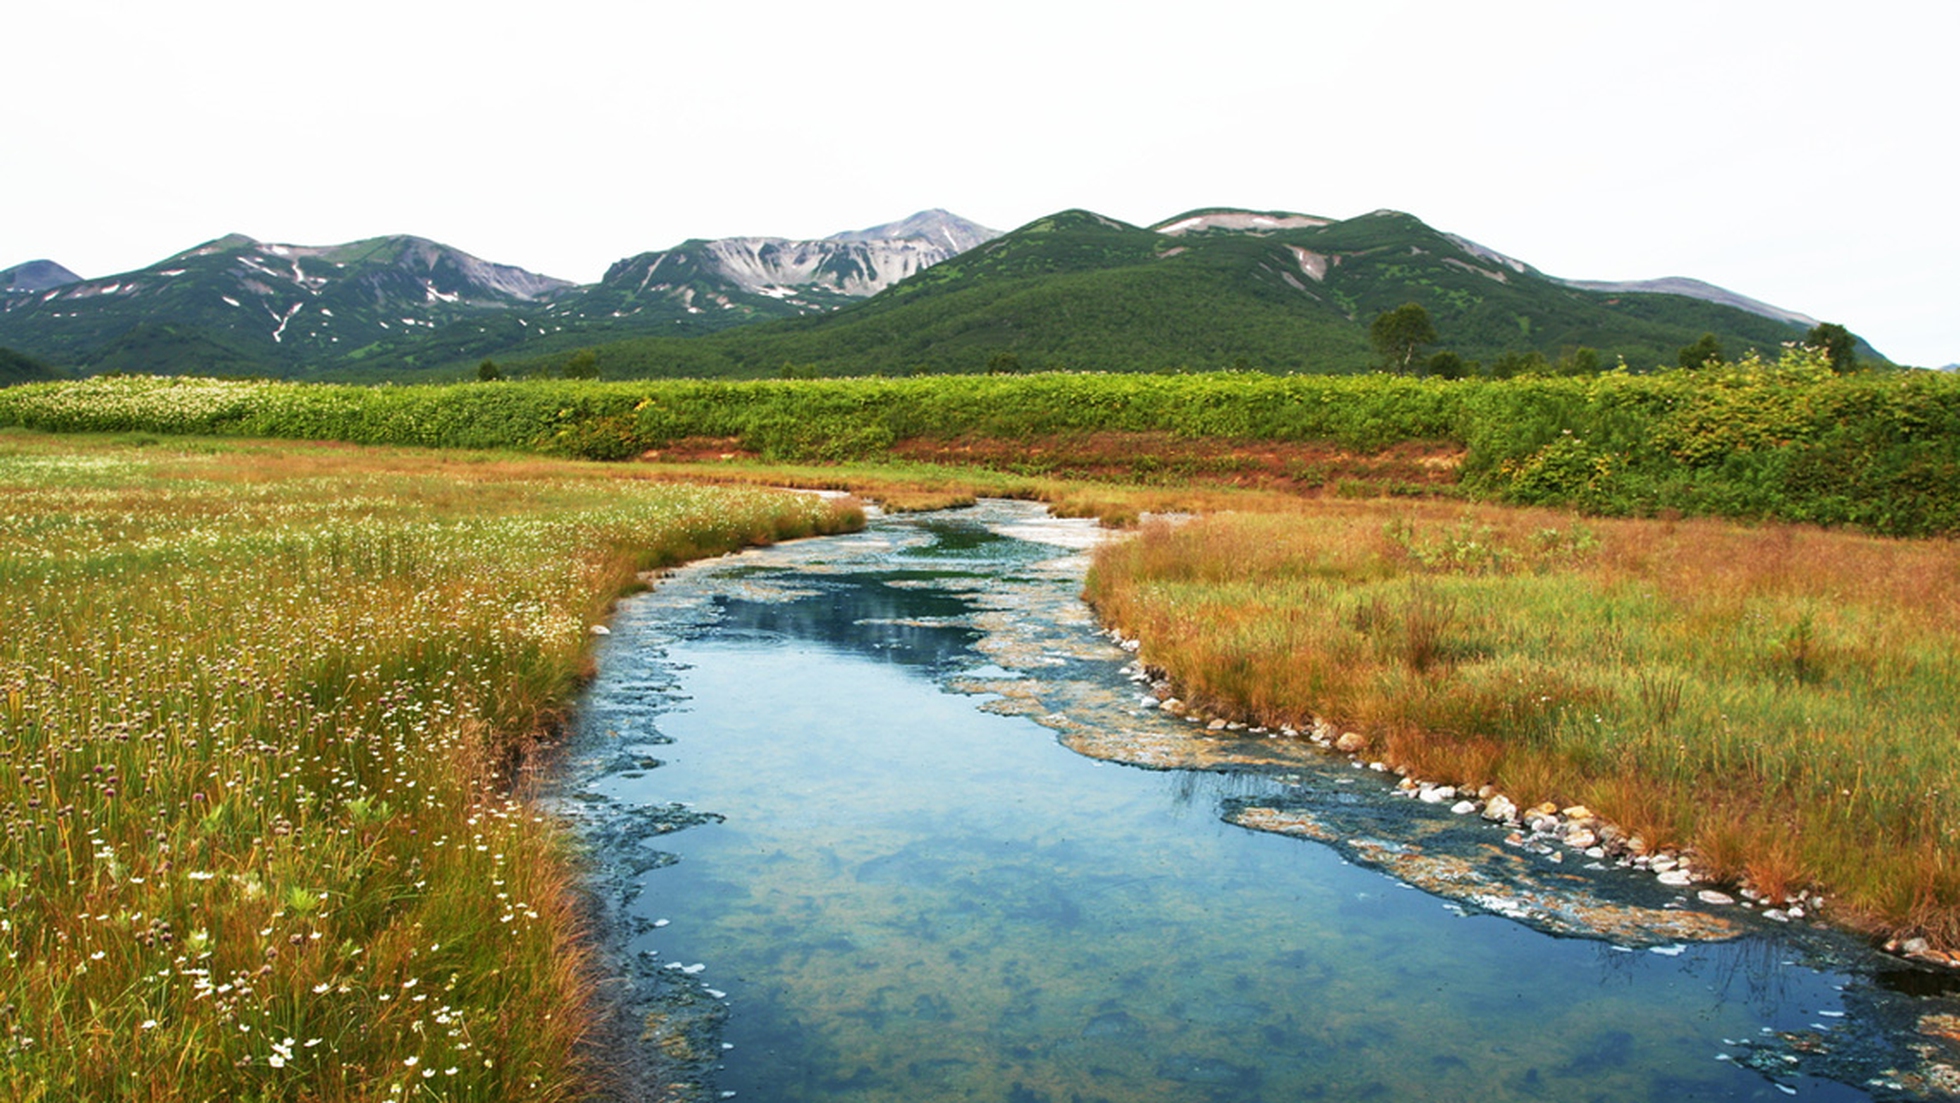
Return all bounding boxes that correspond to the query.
[556,501,1960,1102]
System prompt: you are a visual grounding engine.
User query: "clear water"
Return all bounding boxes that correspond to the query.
[568,502,1908,1102]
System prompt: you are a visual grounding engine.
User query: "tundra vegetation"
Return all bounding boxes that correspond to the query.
[0,431,859,1100]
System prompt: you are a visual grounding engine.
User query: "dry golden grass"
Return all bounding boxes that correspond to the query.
[1086,499,1960,945]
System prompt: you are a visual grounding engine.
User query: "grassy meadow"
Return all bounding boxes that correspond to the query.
[0,430,860,1100]
[1085,503,1960,945]
[5,349,1960,535]
[6,350,1960,1098]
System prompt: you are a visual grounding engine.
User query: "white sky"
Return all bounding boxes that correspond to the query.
[8,0,1956,365]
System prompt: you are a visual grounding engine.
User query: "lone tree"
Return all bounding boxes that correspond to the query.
[1370,302,1437,372]
[562,349,601,380]
[1806,322,1858,373]
[476,358,502,381]
[1678,332,1725,369]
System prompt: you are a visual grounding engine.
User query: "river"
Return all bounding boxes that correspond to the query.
[555,500,1956,1102]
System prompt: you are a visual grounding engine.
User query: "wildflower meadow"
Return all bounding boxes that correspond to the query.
[0,430,859,1100]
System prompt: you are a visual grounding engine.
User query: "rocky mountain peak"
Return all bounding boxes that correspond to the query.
[1,259,83,293]
[828,209,1000,255]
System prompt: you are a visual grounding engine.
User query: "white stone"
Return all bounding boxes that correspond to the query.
[1697,890,1735,906]
[1451,800,1478,815]
[1656,870,1693,887]
[1482,795,1518,822]
[1139,696,1160,708]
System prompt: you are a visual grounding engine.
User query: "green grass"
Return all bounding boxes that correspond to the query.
[0,431,861,1100]
[4,349,1958,535]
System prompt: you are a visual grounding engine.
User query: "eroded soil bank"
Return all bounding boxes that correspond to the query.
[554,501,1960,1102]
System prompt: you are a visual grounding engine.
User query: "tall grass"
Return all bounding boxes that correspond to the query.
[1086,501,1960,944]
[0,430,860,1100]
[5,350,1958,535]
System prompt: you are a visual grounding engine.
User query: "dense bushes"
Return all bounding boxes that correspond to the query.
[6,350,1959,535]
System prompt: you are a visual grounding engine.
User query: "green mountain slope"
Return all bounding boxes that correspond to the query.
[0,212,1002,378]
[0,347,66,386]
[0,234,574,375]
[453,207,1849,382]
[5,207,1878,382]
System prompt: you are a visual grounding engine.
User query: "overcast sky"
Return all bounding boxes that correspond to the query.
[9,1,1955,365]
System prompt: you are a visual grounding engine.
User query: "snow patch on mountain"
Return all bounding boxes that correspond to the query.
[1157,211,1332,236]
[1443,257,1508,283]
[605,211,1003,306]
[1442,233,1530,275]
[1288,246,1329,282]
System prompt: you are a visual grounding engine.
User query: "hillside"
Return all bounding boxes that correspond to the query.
[470,207,1856,381]
[0,347,65,386]
[0,233,576,376]
[3,206,1876,381]
[0,212,999,377]
[554,210,999,337]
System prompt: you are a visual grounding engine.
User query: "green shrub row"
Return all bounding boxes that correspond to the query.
[6,351,1959,535]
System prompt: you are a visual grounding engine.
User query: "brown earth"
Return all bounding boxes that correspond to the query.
[887,432,1464,493]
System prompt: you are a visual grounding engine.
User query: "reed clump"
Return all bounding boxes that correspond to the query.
[1085,499,1960,945]
[0,430,859,1100]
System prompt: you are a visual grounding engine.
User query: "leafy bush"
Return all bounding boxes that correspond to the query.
[7,351,1959,534]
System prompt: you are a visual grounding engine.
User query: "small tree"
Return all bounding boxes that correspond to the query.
[1678,332,1725,369]
[562,349,600,380]
[1487,350,1547,379]
[1370,302,1437,372]
[986,351,1023,375]
[1424,350,1468,379]
[1555,347,1600,376]
[476,358,502,381]
[1805,322,1858,373]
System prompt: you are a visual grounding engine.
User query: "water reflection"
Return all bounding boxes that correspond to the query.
[712,577,978,671]
[561,501,1957,1102]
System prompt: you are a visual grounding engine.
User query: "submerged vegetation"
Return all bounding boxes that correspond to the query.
[0,431,859,1100]
[1085,502,1960,945]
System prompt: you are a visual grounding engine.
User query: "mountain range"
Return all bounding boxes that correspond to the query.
[0,207,1880,381]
